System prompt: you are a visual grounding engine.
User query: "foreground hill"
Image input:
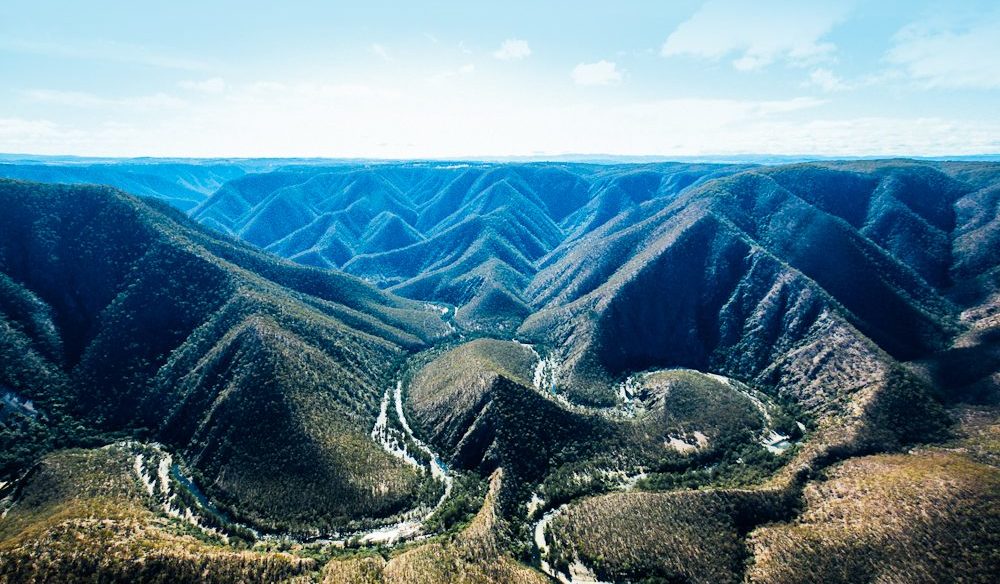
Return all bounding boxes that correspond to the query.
[0,179,450,534]
[0,445,313,582]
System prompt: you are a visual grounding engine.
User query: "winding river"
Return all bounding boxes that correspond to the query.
[134,376,455,548]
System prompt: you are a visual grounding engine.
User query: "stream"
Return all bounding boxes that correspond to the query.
[359,380,454,544]
[529,470,642,584]
[133,376,455,548]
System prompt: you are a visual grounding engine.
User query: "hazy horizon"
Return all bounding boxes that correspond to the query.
[2,152,1000,165]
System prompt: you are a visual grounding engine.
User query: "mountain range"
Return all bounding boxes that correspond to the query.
[0,158,997,583]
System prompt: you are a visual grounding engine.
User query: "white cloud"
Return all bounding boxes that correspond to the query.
[493,39,531,60]
[22,90,108,108]
[607,97,824,130]
[0,117,139,154]
[241,82,400,100]
[572,60,623,86]
[887,9,1000,89]
[23,89,187,110]
[806,68,850,92]
[662,0,851,70]
[0,118,65,144]
[371,43,392,61]
[428,64,476,83]
[5,80,997,159]
[179,78,226,94]
[734,116,1000,156]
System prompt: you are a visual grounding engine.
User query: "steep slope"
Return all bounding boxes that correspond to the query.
[357,211,425,254]
[344,212,539,290]
[183,162,741,322]
[0,179,450,534]
[406,339,537,471]
[322,469,548,584]
[191,170,317,233]
[520,164,985,413]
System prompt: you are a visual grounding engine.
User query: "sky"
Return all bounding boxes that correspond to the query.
[1,0,999,159]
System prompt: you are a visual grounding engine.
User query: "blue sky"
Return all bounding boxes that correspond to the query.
[1,0,998,158]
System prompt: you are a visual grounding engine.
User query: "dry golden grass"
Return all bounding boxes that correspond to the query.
[0,447,313,583]
[546,486,790,584]
[941,404,1000,467]
[322,469,547,584]
[322,555,387,584]
[746,450,1000,584]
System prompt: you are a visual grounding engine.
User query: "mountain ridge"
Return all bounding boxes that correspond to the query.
[0,158,997,583]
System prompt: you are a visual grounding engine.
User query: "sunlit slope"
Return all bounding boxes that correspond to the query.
[0,446,313,583]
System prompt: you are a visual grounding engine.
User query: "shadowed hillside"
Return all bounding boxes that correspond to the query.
[0,179,450,534]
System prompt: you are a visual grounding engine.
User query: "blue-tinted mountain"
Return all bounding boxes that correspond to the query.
[183,162,744,327]
[0,161,250,211]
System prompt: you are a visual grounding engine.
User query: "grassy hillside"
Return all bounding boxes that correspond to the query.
[538,403,997,584]
[545,487,793,584]
[0,446,312,583]
[322,470,547,584]
[746,449,999,584]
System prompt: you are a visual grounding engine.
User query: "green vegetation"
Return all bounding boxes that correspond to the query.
[637,369,766,452]
[422,472,489,534]
[405,341,800,532]
[1,156,999,582]
[406,338,535,470]
[0,179,449,534]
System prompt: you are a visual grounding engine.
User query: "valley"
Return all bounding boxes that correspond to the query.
[0,158,998,582]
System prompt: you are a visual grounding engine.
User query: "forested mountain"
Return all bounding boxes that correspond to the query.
[188,163,748,329]
[0,179,450,536]
[0,160,998,583]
